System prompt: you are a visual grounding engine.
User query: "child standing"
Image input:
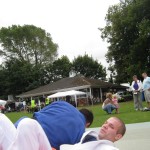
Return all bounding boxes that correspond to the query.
[112,95,119,114]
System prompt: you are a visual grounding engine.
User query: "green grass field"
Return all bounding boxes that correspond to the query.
[84,101,150,127]
[5,101,150,127]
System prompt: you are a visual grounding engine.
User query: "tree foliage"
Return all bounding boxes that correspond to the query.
[100,0,150,83]
[72,54,106,79]
[0,25,107,98]
[0,25,58,66]
[44,56,72,82]
[0,25,59,98]
[0,55,73,98]
[0,59,34,96]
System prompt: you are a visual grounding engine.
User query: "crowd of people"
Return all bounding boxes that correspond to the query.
[0,97,51,114]
[102,72,150,114]
[0,100,126,150]
[131,72,150,111]
[1,72,150,149]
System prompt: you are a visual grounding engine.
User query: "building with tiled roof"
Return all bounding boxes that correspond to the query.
[17,76,127,102]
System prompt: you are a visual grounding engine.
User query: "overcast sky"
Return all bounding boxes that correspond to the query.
[0,0,120,68]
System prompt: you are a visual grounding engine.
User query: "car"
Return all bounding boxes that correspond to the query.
[115,91,133,102]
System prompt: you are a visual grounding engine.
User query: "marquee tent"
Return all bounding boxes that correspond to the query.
[0,100,7,107]
[47,90,87,107]
[47,92,66,98]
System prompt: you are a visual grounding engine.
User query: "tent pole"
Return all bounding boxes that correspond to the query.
[86,88,89,106]
[75,95,77,108]
[89,87,93,106]
[100,88,103,102]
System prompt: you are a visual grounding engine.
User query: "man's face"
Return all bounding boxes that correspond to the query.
[133,77,137,81]
[142,73,147,79]
[99,118,122,142]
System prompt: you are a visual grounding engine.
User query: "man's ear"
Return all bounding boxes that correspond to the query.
[115,134,122,141]
[85,122,90,128]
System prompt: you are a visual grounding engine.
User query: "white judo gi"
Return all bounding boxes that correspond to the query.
[0,113,119,150]
[60,131,119,150]
[0,113,51,150]
[0,113,16,150]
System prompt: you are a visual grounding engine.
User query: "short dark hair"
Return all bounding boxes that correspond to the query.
[79,108,94,127]
[133,75,137,78]
[142,72,147,75]
[113,117,126,136]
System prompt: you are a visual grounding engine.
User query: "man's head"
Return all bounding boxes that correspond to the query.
[106,93,112,99]
[133,75,138,81]
[142,72,148,79]
[112,94,117,99]
[99,117,126,143]
[79,108,94,128]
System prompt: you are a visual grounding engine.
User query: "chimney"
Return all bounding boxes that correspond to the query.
[69,69,77,77]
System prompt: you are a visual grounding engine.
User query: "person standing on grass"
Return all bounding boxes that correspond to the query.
[142,72,150,110]
[112,94,120,114]
[131,75,143,111]
[22,100,26,111]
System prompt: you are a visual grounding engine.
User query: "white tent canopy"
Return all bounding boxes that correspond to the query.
[47,90,87,107]
[48,90,86,98]
[0,100,7,107]
[48,92,66,98]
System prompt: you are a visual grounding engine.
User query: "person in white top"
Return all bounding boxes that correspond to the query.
[0,113,16,150]
[142,72,150,110]
[0,113,51,150]
[131,75,143,111]
[8,118,51,150]
[60,117,126,150]
[22,100,26,111]
[0,115,125,150]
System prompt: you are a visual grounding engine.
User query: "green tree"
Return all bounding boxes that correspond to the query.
[108,64,116,83]
[0,25,58,97]
[52,56,72,80]
[100,0,150,83]
[2,59,39,95]
[45,56,72,82]
[0,58,52,98]
[72,54,106,79]
[0,25,58,66]
[0,66,8,99]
